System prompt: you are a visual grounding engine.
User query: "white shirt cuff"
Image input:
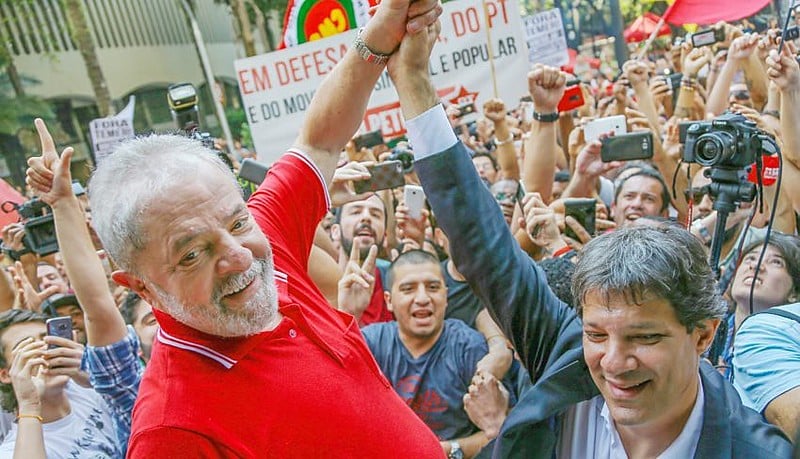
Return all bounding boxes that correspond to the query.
[406,104,458,160]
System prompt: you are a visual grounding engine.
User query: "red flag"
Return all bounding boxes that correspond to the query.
[662,0,771,26]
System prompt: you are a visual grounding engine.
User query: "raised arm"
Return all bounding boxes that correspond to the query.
[387,22,582,379]
[293,0,442,185]
[523,65,566,202]
[28,119,126,347]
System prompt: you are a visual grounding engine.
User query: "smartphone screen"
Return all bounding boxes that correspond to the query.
[692,29,718,47]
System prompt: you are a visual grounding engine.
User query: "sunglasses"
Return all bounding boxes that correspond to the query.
[730,90,751,100]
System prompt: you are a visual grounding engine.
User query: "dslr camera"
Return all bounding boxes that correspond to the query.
[683,113,761,169]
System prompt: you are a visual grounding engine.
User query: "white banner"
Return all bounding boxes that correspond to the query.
[235,0,530,164]
[523,8,569,68]
[89,96,136,166]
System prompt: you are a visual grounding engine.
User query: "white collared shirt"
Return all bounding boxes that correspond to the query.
[558,377,705,459]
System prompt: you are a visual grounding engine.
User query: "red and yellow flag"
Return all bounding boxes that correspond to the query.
[279,0,379,48]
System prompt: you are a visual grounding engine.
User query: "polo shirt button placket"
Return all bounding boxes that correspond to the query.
[289,329,297,338]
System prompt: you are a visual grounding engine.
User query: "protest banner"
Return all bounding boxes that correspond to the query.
[522,8,569,68]
[235,0,530,164]
[89,96,136,166]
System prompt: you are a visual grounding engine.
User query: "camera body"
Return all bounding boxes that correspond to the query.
[1,197,59,257]
[683,113,761,169]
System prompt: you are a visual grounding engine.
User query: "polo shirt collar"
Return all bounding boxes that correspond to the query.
[155,309,279,369]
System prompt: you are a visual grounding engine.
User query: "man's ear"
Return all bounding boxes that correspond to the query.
[330,224,341,244]
[384,291,393,313]
[695,318,721,355]
[111,270,154,306]
[0,367,10,385]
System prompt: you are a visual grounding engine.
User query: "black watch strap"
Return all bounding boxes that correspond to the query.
[532,111,559,123]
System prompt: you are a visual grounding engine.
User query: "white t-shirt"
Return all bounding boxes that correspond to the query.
[0,382,121,458]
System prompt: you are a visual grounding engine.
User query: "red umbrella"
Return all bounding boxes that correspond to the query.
[624,12,672,43]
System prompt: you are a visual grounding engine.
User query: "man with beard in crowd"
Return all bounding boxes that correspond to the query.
[331,194,394,325]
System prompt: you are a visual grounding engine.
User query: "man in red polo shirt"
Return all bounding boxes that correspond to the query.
[25,0,445,456]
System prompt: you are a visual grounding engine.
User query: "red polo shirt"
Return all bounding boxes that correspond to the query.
[127,150,443,458]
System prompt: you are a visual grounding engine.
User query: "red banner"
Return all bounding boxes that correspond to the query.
[662,0,771,26]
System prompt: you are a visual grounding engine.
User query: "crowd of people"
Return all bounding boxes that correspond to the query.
[0,1,798,457]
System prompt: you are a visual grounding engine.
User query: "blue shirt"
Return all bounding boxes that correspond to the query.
[733,303,800,413]
[362,319,487,440]
[85,326,144,454]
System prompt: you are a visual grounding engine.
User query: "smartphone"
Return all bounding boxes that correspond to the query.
[46,316,73,348]
[353,130,384,151]
[403,185,426,220]
[558,85,585,112]
[691,28,725,48]
[564,198,596,240]
[600,131,654,162]
[584,115,627,143]
[353,160,405,194]
[238,158,270,185]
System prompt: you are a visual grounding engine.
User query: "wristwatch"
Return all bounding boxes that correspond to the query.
[532,111,559,123]
[353,28,391,66]
[448,441,463,459]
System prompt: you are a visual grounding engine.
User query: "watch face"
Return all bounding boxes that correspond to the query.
[449,443,463,459]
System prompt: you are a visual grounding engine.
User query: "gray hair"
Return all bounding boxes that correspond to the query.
[571,225,725,331]
[88,134,239,273]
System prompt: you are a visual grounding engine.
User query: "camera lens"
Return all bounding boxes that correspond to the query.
[694,132,735,167]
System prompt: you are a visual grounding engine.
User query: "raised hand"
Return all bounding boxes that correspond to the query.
[766,41,800,91]
[482,98,508,124]
[573,140,622,179]
[519,192,566,254]
[728,33,760,62]
[9,261,59,312]
[43,336,90,387]
[622,60,650,88]
[683,48,711,77]
[462,370,509,441]
[9,337,47,415]
[395,202,428,245]
[365,0,442,55]
[337,238,378,320]
[27,119,75,206]
[528,64,567,113]
[329,161,374,208]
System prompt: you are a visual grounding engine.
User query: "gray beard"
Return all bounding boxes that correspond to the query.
[151,257,279,337]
